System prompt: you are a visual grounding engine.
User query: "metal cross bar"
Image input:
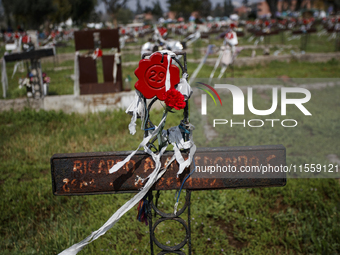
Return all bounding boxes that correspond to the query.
[51,145,286,196]
[3,48,55,62]
[51,144,286,253]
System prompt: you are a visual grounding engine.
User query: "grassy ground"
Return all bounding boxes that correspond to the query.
[1,33,340,254]
[1,67,340,254]
[1,87,340,254]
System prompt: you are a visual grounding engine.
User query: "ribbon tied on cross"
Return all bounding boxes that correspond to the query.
[59,50,195,255]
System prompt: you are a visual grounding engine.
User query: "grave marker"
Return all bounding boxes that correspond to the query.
[52,50,286,254]
[74,29,122,95]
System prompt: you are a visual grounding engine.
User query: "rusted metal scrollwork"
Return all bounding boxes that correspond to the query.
[147,190,192,255]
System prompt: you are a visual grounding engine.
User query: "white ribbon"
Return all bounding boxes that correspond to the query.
[113,50,121,84]
[221,46,232,66]
[165,54,171,91]
[58,49,196,255]
[11,61,22,79]
[59,145,171,255]
[209,45,225,83]
[109,113,167,174]
[59,111,179,254]
[176,76,192,99]
[150,50,176,92]
[189,45,214,84]
[58,118,195,255]
[164,125,196,176]
[73,52,79,96]
[1,58,8,98]
[126,91,144,135]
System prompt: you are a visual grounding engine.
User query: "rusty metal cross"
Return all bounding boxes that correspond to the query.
[51,50,286,254]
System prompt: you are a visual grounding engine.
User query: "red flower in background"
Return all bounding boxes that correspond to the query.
[134,52,180,100]
[94,48,103,58]
[158,27,168,37]
[225,32,234,40]
[22,35,30,44]
[160,88,186,110]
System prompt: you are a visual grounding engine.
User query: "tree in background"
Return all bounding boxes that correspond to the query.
[1,0,12,29]
[213,3,224,17]
[223,0,234,17]
[116,7,133,25]
[334,0,340,12]
[265,0,278,17]
[69,0,97,25]
[1,0,96,30]
[49,0,72,24]
[100,0,129,27]
[143,0,163,22]
[2,0,55,29]
[167,0,212,20]
[135,0,143,15]
[201,0,212,18]
[152,0,163,19]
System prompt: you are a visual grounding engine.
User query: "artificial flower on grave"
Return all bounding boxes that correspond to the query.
[42,72,50,84]
[92,48,103,59]
[160,88,186,110]
[22,35,30,44]
[58,50,195,255]
[225,31,234,40]
[158,27,168,37]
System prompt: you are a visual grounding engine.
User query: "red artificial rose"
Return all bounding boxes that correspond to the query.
[161,88,186,110]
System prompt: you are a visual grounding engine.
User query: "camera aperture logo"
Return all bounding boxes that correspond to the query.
[197,83,312,128]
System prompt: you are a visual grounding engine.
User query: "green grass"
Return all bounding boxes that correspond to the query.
[169,26,338,54]
[117,58,340,97]
[1,78,340,254]
[1,36,340,254]
[54,40,76,54]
